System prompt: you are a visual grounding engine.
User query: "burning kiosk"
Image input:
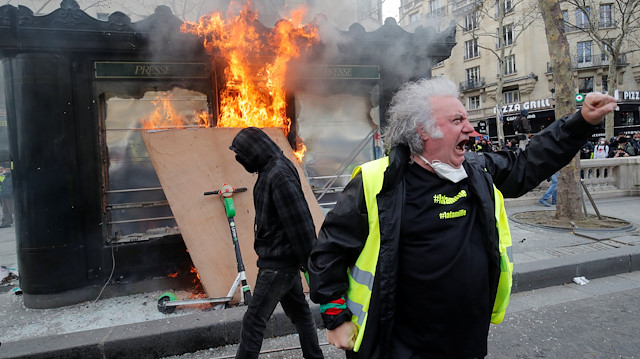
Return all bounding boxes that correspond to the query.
[0,0,455,308]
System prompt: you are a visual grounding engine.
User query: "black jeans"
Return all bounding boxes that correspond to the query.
[235,268,323,359]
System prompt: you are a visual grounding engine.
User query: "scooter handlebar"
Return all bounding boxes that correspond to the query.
[204,187,248,196]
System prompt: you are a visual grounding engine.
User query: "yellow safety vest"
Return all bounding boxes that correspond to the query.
[345,157,514,352]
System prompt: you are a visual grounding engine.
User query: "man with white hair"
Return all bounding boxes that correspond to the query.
[308,76,616,358]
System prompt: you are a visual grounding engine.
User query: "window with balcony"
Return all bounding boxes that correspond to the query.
[498,55,516,75]
[600,4,613,28]
[463,11,479,32]
[464,66,481,89]
[576,7,590,29]
[465,39,480,59]
[500,55,516,75]
[577,41,592,66]
[578,77,594,93]
[468,95,481,110]
[466,66,480,82]
[602,75,608,93]
[497,24,514,48]
[503,89,519,104]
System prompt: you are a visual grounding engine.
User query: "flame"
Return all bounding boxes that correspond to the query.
[140,92,212,130]
[293,140,307,162]
[185,266,208,304]
[190,265,201,281]
[181,1,318,160]
[167,272,178,278]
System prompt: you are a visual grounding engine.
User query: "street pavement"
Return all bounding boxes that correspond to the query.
[160,272,640,359]
[0,195,639,358]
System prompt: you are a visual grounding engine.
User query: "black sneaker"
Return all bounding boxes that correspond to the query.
[0,223,11,228]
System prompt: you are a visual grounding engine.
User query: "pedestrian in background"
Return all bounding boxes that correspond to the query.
[593,138,609,159]
[0,165,13,228]
[611,136,636,157]
[631,132,640,155]
[513,109,532,150]
[230,127,323,359]
[581,140,594,159]
[539,171,558,207]
[308,76,617,359]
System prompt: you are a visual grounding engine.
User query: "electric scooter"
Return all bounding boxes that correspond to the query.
[157,183,253,313]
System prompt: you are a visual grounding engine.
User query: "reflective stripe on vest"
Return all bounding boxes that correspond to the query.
[345,157,388,351]
[346,157,514,351]
[491,185,514,324]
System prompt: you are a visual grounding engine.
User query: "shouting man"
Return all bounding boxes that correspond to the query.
[308,76,616,358]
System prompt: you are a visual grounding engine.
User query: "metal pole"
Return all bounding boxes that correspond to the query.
[580,179,601,220]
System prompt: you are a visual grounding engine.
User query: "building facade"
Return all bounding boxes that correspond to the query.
[399,0,640,143]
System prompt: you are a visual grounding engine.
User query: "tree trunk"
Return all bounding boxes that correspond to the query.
[538,0,585,220]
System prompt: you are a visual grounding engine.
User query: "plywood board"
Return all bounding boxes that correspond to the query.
[141,127,324,302]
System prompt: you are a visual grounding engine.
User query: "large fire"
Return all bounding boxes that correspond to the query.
[142,1,317,162]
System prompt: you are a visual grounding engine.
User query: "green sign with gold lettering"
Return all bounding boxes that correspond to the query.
[94,62,208,79]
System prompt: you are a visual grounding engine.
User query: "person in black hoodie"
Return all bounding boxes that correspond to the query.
[229,127,323,359]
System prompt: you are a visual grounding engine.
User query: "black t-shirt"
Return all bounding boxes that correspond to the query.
[393,162,491,358]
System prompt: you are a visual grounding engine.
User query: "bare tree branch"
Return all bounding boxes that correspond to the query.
[562,0,640,138]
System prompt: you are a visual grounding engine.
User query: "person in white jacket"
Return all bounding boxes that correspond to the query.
[593,138,609,159]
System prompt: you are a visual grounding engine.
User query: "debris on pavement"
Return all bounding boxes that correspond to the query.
[1,266,19,286]
[573,276,590,285]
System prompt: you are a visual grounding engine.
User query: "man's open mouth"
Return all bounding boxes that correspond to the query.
[456,139,468,152]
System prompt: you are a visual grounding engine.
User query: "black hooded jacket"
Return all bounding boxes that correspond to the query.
[230,127,316,269]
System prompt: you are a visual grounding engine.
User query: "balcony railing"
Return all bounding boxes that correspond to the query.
[459,77,485,91]
[573,53,628,68]
[507,157,640,204]
[547,53,627,72]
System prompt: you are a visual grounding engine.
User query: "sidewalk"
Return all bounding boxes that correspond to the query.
[1,195,639,359]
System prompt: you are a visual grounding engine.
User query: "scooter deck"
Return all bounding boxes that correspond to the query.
[159,296,234,308]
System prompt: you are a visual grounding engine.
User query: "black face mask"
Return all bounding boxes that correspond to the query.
[235,154,258,173]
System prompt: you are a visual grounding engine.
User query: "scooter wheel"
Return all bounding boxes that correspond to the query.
[157,295,177,314]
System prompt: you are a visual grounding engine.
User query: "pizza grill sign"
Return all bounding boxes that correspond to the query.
[614,90,640,101]
[492,98,553,115]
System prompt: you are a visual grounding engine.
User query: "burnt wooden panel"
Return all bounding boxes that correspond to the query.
[141,127,323,301]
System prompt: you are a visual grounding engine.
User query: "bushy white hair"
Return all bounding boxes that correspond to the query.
[383,76,460,155]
